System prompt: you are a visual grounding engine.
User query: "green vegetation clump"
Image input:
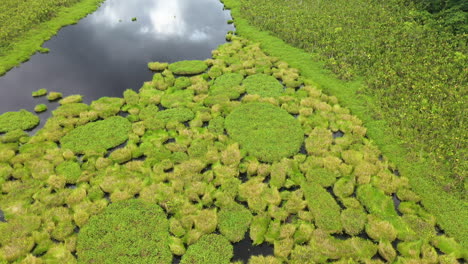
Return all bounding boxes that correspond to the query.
[60,116,131,153]
[77,199,172,264]
[32,88,47,97]
[210,73,245,99]
[168,60,208,75]
[0,110,39,132]
[34,104,48,113]
[47,92,63,101]
[0,34,465,263]
[243,73,283,97]
[225,102,303,162]
[180,234,233,264]
[218,202,253,242]
[148,61,169,71]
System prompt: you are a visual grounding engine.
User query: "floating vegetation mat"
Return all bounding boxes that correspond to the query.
[0,35,465,264]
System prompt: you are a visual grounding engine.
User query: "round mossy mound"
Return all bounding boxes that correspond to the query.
[60,116,131,154]
[0,110,39,133]
[243,73,283,97]
[210,73,245,99]
[76,199,172,264]
[225,102,304,162]
[168,60,208,75]
[180,234,233,264]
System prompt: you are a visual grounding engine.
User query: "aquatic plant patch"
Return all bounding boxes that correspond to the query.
[0,110,39,133]
[60,116,131,154]
[168,60,208,75]
[243,73,283,97]
[77,199,172,263]
[225,102,304,163]
[0,35,465,264]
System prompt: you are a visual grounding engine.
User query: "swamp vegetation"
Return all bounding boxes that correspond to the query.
[237,0,467,196]
[0,33,466,263]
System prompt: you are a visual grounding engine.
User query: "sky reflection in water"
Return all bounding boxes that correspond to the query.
[0,0,234,124]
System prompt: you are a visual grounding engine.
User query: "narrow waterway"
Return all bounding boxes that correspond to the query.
[0,0,234,126]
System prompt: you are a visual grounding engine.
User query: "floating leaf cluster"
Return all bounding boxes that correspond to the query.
[0,34,465,264]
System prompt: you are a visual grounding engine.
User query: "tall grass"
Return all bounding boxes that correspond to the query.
[239,0,467,194]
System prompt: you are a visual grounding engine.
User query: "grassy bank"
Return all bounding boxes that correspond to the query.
[222,0,467,249]
[234,0,467,195]
[0,0,105,76]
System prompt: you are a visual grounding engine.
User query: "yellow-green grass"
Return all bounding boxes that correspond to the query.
[222,0,467,249]
[0,0,105,76]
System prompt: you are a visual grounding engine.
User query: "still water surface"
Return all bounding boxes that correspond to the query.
[0,0,234,123]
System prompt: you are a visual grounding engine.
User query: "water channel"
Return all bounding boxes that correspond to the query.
[0,0,234,129]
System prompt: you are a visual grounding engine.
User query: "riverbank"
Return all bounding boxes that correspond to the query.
[0,0,105,76]
[221,0,467,248]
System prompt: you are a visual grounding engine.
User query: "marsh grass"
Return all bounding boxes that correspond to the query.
[0,35,465,263]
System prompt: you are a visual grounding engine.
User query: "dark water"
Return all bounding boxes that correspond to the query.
[0,0,234,126]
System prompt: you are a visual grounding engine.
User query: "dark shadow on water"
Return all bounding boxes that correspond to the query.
[332,130,344,139]
[392,193,402,216]
[232,237,274,262]
[0,0,235,132]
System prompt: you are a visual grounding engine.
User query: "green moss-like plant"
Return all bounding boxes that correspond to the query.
[47,91,63,101]
[60,116,131,154]
[34,104,47,113]
[160,89,194,108]
[210,73,245,99]
[302,181,342,233]
[148,61,169,71]
[169,60,208,75]
[77,199,172,264]
[0,110,39,133]
[218,202,253,242]
[180,234,233,264]
[32,88,47,97]
[56,161,81,184]
[243,73,283,97]
[341,208,367,236]
[90,97,124,118]
[225,102,304,162]
[59,95,83,105]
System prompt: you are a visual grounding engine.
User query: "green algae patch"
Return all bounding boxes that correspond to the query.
[148,61,168,71]
[169,60,208,75]
[32,88,47,97]
[180,234,233,264]
[154,108,195,124]
[0,110,39,133]
[77,199,172,264]
[60,116,131,154]
[34,104,48,113]
[302,181,342,233]
[47,92,63,101]
[225,102,303,163]
[218,202,253,242]
[243,74,283,97]
[210,73,245,99]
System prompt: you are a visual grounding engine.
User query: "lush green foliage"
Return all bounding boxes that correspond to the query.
[60,116,131,154]
[77,199,172,264]
[225,102,304,162]
[218,202,253,242]
[168,60,208,75]
[0,35,465,263]
[0,110,39,132]
[243,73,283,97]
[238,0,467,193]
[409,0,467,33]
[180,234,233,264]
